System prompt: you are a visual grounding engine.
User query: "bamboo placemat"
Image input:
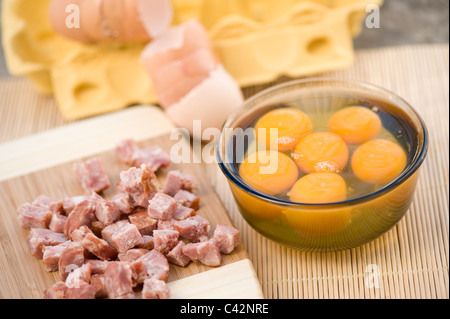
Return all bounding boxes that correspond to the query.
[0,44,448,299]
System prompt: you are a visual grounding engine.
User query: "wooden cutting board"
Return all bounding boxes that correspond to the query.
[0,105,263,299]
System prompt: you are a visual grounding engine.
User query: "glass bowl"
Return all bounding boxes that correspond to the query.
[216,78,428,252]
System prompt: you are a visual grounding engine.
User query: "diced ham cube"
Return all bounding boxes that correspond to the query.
[148,193,177,220]
[182,239,221,267]
[173,203,196,221]
[173,215,210,242]
[94,197,120,226]
[118,164,160,207]
[100,220,129,248]
[82,233,118,261]
[128,211,157,236]
[157,219,175,230]
[91,220,106,237]
[116,139,170,172]
[62,196,89,215]
[133,146,171,172]
[74,157,111,194]
[84,259,111,275]
[173,190,200,210]
[65,263,92,288]
[49,213,67,233]
[116,139,138,164]
[111,223,144,253]
[166,241,191,267]
[42,241,71,272]
[137,235,154,250]
[110,193,134,215]
[63,200,96,238]
[153,229,179,254]
[213,224,240,254]
[118,248,149,263]
[137,250,169,281]
[90,274,107,298]
[58,242,85,281]
[142,278,170,299]
[65,281,96,299]
[17,204,52,230]
[32,195,64,214]
[43,282,67,299]
[163,170,199,196]
[104,262,134,299]
[130,260,147,285]
[27,228,67,258]
[70,225,94,242]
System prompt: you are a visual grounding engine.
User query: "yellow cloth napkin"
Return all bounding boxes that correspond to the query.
[1,0,380,120]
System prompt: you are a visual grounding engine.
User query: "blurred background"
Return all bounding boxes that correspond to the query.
[0,0,449,78]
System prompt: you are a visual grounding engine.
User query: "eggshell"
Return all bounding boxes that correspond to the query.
[152,48,219,108]
[48,0,91,43]
[140,19,212,81]
[137,0,174,38]
[48,0,172,43]
[165,65,244,139]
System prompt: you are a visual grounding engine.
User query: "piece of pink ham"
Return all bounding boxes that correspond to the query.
[42,241,71,272]
[84,259,112,275]
[100,220,129,248]
[32,195,64,214]
[94,196,120,226]
[173,190,200,210]
[116,139,138,165]
[137,235,154,250]
[110,193,134,215]
[166,241,190,267]
[64,281,96,299]
[173,215,210,242]
[90,274,108,298]
[117,164,160,207]
[182,239,222,267]
[142,277,170,299]
[17,203,53,230]
[118,248,149,263]
[27,228,67,258]
[62,196,89,215]
[43,281,68,299]
[58,242,85,281]
[65,263,92,288]
[82,233,118,261]
[213,224,240,254]
[70,225,94,242]
[116,139,171,172]
[163,170,199,197]
[153,229,179,254]
[148,192,177,220]
[74,157,110,194]
[63,200,96,238]
[136,250,169,281]
[128,210,158,236]
[172,203,196,221]
[49,213,67,233]
[104,262,134,299]
[111,223,144,253]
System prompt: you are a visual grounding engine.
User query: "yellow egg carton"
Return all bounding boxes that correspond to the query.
[1,0,382,120]
[172,0,383,86]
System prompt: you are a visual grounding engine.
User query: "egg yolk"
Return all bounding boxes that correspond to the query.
[288,172,347,204]
[351,139,407,184]
[239,150,299,195]
[292,131,349,174]
[328,106,382,144]
[254,108,313,151]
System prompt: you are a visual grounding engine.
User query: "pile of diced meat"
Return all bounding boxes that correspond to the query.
[17,139,240,299]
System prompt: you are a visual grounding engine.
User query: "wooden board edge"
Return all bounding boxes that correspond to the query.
[0,105,175,182]
[168,259,264,299]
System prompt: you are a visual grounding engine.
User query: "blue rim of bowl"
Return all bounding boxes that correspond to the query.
[216,78,429,207]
